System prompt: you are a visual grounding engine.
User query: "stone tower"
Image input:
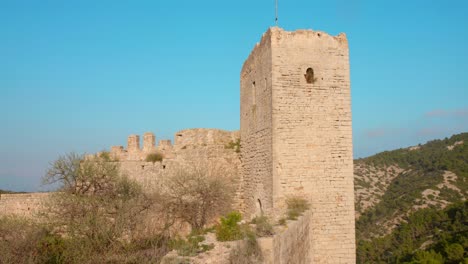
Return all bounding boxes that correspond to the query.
[240,27,355,263]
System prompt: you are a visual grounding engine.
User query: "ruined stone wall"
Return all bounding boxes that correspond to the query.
[111,129,241,196]
[240,30,274,217]
[241,27,355,263]
[259,211,312,264]
[0,129,241,218]
[0,193,50,218]
[174,129,239,151]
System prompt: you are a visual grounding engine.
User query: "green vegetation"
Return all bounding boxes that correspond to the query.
[98,151,111,161]
[145,152,164,163]
[357,133,467,238]
[361,133,467,190]
[169,233,214,257]
[356,133,468,264]
[228,232,263,264]
[163,162,235,230]
[357,201,468,264]
[225,138,241,153]
[285,196,310,220]
[357,170,443,238]
[0,153,236,263]
[216,212,244,241]
[251,215,274,237]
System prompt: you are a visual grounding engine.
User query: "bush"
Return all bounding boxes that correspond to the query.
[286,197,310,220]
[36,234,67,264]
[228,232,262,264]
[40,152,173,263]
[278,218,287,226]
[225,138,241,153]
[216,212,244,241]
[169,234,214,257]
[251,216,274,237]
[99,151,111,161]
[0,216,47,263]
[146,152,164,163]
[445,243,464,262]
[163,161,235,230]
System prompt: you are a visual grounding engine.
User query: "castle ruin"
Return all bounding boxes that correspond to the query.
[0,27,355,263]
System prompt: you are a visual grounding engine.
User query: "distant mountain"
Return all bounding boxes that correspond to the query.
[354,132,467,263]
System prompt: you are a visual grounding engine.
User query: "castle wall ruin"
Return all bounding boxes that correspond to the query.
[1,27,356,264]
[0,193,49,218]
[106,129,240,193]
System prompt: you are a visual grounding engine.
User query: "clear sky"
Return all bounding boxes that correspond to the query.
[1,0,467,192]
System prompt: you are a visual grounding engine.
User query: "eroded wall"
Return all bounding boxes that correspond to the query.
[259,211,312,264]
[0,193,50,218]
[1,129,241,218]
[107,130,242,211]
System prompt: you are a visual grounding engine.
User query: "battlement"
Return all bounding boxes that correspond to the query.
[109,129,239,161]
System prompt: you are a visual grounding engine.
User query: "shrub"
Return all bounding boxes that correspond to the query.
[286,196,310,220]
[445,243,464,262]
[169,231,214,257]
[146,152,164,163]
[0,216,47,263]
[41,152,173,263]
[225,138,241,153]
[251,216,274,237]
[163,161,235,230]
[99,151,111,161]
[410,250,444,264]
[228,232,262,264]
[216,212,244,241]
[278,218,287,226]
[36,234,65,263]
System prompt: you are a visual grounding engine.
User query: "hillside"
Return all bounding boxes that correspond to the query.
[0,189,22,194]
[354,132,467,263]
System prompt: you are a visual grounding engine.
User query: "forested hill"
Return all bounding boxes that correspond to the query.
[354,132,467,263]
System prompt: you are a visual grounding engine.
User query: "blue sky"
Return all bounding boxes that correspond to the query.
[1,0,467,192]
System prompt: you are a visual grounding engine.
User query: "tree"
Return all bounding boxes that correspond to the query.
[43,153,156,261]
[162,161,237,230]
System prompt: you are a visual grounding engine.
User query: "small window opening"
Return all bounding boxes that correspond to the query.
[141,165,145,169]
[252,81,256,105]
[304,67,316,84]
[163,165,166,169]
[257,199,263,215]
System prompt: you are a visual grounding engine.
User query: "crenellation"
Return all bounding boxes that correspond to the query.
[143,132,156,153]
[158,140,173,150]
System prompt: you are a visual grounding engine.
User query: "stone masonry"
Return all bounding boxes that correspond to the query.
[108,129,241,194]
[240,27,355,263]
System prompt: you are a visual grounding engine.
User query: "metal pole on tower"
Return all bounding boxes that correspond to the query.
[275,0,278,26]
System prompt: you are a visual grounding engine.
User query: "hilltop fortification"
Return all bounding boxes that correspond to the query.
[0,27,355,264]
